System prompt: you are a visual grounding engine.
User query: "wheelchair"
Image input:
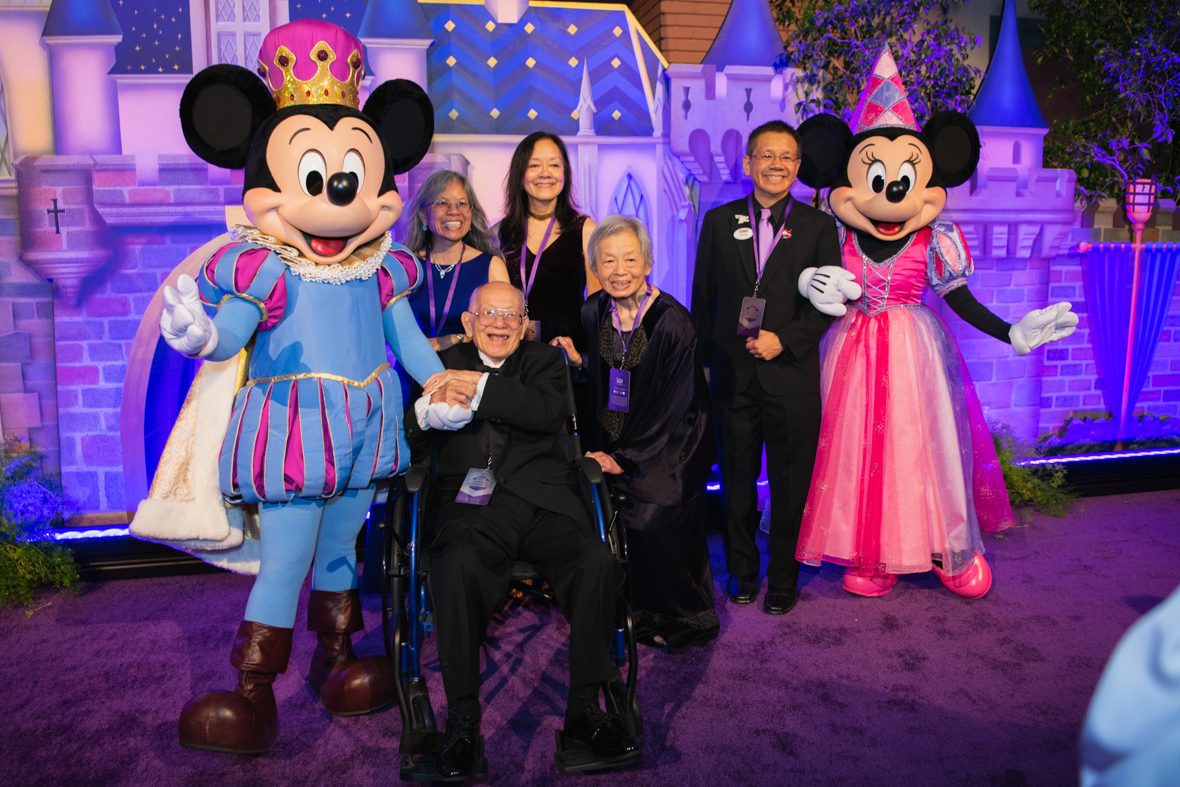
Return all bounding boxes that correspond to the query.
[379,356,642,781]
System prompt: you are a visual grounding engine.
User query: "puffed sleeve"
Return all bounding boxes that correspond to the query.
[375,244,423,310]
[926,221,974,296]
[197,241,289,330]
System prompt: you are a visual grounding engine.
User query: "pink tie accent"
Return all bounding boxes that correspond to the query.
[758,209,775,277]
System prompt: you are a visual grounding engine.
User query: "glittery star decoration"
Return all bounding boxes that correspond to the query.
[850,45,919,134]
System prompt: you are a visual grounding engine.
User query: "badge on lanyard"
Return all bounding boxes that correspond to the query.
[457,468,496,505]
[737,194,794,337]
[737,296,766,338]
[608,368,630,413]
[525,320,541,342]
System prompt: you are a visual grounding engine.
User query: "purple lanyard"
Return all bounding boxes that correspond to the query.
[426,242,464,338]
[520,215,558,299]
[610,283,654,362]
[747,193,794,282]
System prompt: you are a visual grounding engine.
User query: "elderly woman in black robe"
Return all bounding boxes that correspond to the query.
[552,215,718,653]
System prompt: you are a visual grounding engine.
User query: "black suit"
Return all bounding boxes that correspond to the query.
[407,341,619,708]
[691,193,839,589]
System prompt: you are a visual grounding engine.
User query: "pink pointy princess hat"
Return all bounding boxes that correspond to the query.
[850,44,919,134]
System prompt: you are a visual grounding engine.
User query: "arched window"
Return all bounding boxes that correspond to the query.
[610,172,650,226]
[0,70,13,179]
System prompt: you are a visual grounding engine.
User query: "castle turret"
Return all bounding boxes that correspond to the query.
[702,0,784,68]
[41,0,122,155]
[358,0,436,91]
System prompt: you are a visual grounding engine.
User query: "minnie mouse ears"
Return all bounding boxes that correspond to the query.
[798,114,852,189]
[921,112,980,188]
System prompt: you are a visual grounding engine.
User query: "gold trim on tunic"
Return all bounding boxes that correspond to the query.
[245,362,391,389]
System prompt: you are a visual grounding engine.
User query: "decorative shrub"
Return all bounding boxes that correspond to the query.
[993,425,1075,517]
[1039,413,1180,454]
[0,438,78,607]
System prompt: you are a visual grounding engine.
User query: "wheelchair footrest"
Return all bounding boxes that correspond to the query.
[553,730,643,774]
[399,732,488,783]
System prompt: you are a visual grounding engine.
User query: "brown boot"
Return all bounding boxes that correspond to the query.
[178,621,293,755]
[307,588,397,716]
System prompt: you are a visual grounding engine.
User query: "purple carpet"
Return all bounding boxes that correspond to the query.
[4,490,1179,786]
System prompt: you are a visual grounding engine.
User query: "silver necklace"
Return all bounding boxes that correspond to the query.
[431,241,465,279]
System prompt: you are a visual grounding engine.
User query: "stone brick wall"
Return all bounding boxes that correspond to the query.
[12,155,236,520]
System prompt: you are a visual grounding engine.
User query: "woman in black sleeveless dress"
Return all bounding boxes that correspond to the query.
[498,132,599,349]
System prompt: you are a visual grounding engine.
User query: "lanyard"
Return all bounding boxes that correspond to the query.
[520,215,558,299]
[609,283,654,365]
[747,193,794,292]
[426,241,464,338]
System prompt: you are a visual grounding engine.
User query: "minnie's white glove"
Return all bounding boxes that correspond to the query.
[160,275,218,357]
[798,266,863,317]
[1009,302,1079,356]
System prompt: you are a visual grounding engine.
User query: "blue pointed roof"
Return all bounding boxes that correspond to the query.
[42,0,121,37]
[358,0,434,41]
[969,0,1047,128]
[702,0,784,68]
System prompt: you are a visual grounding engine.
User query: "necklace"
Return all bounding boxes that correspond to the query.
[529,209,555,220]
[431,241,465,279]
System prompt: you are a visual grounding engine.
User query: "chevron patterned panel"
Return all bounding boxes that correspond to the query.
[423,1,658,136]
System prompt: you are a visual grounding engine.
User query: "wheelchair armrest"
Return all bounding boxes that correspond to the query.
[574,456,605,485]
[404,463,429,494]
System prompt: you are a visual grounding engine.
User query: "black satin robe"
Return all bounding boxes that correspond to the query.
[580,290,719,652]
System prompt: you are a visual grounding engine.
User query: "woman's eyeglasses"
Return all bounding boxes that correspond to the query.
[424,199,472,213]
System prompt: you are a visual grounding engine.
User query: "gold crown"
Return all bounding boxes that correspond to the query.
[259,41,364,110]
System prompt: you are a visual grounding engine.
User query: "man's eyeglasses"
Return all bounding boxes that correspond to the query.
[471,308,524,328]
[751,152,801,165]
[424,199,472,213]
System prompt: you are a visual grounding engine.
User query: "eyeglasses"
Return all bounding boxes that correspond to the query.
[424,199,472,213]
[471,308,524,328]
[751,152,802,164]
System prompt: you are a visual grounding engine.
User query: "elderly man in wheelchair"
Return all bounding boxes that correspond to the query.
[393,281,641,781]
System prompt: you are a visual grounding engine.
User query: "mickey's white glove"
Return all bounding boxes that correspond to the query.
[414,395,474,431]
[798,266,863,317]
[160,274,218,357]
[428,403,473,431]
[1009,302,1079,356]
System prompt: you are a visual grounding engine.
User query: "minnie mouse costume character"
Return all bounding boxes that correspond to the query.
[158,20,444,754]
[793,47,1077,599]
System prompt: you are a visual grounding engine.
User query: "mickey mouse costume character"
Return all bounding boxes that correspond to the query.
[793,47,1077,599]
[156,20,444,754]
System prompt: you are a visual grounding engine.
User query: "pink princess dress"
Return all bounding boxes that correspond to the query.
[796,222,1015,585]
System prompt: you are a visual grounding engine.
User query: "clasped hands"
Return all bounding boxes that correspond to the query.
[418,369,483,430]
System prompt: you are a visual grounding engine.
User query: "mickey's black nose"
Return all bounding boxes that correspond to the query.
[885,180,909,203]
[327,172,358,206]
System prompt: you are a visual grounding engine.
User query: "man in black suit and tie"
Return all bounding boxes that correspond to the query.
[691,120,840,615]
[408,281,639,781]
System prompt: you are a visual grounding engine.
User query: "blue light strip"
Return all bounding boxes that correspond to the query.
[43,447,1180,541]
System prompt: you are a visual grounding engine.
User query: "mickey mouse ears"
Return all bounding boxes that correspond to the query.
[850,45,918,134]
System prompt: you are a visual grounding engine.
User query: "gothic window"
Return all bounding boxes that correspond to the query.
[0,71,12,179]
[610,172,650,227]
[210,0,268,69]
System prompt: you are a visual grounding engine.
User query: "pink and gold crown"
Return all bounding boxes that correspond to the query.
[257,20,364,110]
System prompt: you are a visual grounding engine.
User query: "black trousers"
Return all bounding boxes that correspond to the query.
[427,488,620,707]
[713,373,822,589]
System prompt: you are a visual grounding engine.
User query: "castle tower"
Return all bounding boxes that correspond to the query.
[358,0,436,91]
[967,0,1049,189]
[41,0,122,155]
[701,0,784,68]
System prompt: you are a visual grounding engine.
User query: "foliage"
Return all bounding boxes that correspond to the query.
[1030,0,1180,203]
[992,425,1075,517]
[1039,412,1180,454]
[0,438,77,607]
[771,0,982,126]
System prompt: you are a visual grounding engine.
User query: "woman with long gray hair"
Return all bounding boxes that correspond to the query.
[405,170,509,352]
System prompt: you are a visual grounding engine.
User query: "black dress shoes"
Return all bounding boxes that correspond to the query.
[727,574,759,604]
[561,707,641,765]
[763,586,798,615]
[436,713,481,781]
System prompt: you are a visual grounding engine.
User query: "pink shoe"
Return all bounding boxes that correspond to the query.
[931,555,992,599]
[842,569,898,597]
